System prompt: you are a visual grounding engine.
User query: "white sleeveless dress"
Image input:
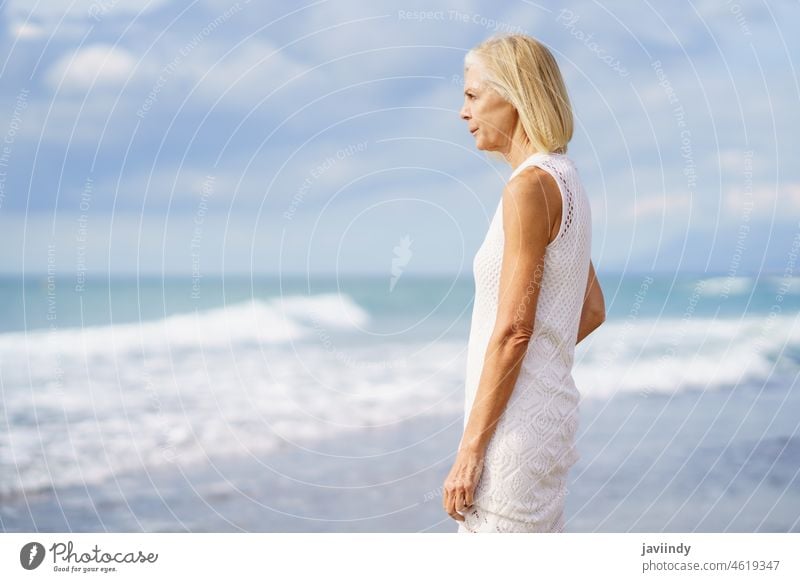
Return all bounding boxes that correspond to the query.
[457,151,592,533]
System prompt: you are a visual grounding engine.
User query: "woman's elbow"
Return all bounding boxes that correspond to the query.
[590,306,606,329]
[491,323,533,352]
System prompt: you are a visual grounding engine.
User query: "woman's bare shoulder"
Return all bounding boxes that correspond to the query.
[504,166,563,240]
[508,165,560,199]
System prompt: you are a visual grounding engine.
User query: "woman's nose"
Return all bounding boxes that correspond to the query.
[460,105,469,120]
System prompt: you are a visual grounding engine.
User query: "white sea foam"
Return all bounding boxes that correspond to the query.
[695,276,754,296]
[573,312,798,399]
[0,292,369,360]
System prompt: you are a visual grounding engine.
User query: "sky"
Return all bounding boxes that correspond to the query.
[0,0,798,276]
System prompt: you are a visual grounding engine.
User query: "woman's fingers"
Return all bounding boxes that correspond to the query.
[443,451,484,521]
[455,489,467,521]
[443,485,455,519]
[461,479,474,510]
[444,483,466,521]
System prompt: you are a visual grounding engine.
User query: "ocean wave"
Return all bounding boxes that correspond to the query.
[573,313,798,399]
[0,292,371,360]
[694,276,754,296]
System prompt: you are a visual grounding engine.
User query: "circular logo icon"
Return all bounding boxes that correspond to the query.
[20,542,46,570]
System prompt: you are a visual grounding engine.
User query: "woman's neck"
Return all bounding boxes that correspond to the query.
[503,124,541,172]
[505,145,542,174]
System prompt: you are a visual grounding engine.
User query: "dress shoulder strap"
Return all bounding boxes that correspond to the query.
[508,152,549,181]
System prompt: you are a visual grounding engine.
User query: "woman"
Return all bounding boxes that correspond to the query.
[443,33,606,533]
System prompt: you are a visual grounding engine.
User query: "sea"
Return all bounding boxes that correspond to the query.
[0,272,798,532]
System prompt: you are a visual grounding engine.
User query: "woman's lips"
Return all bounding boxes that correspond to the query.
[470,128,478,135]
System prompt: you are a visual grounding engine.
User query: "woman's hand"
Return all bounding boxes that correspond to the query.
[443,448,485,522]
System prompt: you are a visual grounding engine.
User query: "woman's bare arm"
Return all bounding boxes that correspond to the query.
[576,260,605,345]
[459,167,556,456]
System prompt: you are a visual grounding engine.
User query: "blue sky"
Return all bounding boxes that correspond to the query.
[0,0,798,276]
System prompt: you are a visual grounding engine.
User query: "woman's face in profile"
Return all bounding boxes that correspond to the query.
[459,61,518,154]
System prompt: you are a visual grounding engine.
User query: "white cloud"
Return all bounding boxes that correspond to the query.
[4,0,172,41]
[6,0,170,24]
[171,37,307,109]
[10,21,45,40]
[45,44,138,91]
[724,182,800,218]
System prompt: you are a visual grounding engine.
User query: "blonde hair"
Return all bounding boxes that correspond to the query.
[465,33,573,155]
